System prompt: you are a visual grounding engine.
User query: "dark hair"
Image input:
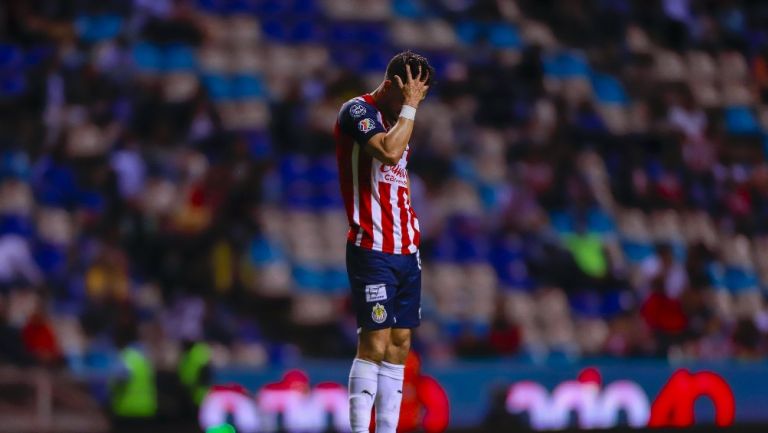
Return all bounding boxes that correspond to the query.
[385,50,435,86]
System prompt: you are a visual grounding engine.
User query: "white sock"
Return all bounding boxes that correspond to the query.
[349,358,380,433]
[375,361,405,433]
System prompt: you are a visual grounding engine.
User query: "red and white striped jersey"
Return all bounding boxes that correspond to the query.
[335,94,420,255]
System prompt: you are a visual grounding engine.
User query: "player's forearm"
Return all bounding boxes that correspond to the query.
[378,117,414,165]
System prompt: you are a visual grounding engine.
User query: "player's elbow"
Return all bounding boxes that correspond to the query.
[379,149,403,166]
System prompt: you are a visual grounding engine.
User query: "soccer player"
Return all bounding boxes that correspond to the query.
[334,51,433,433]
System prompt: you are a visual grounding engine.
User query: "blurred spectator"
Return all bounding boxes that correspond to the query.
[0,296,34,365]
[638,243,688,298]
[21,302,63,366]
[1,0,768,370]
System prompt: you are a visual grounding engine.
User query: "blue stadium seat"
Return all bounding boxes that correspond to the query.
[357,26,389,47]
[280,155,312,181]
[362,51,391,72]
[75,15,123,42]
[195,0,225,13]
[78,190,105,213]
[477,183,501,210]
[0,150,30,180]
[0,214,34,237]
[292,0,320,16]
[725,106,760,135]
[452,158,477,182]
[569,291,603,318]
[707,262,727,290]
[202,74,231,101]
[35,241,68,276]
[393,0,429,18]
[322,268,348,293]
[543,52,591,79]
[0,44,22,70]
[164,45,197,71]
[281,156,315,209]
[331,49,365,72]
[261,19,290,42]
[308,157,338,183]
[621,239,654,263]
[258,0,291,15]
[328,24,357,44]
[724,267,760,292]
[291,20,325,43]
[591,73,629,105]
[232,74,267,100]
[226,0,261,14]
[248,236,284,265]
[587,208,616,234]
[0,73,25,98]
[488,23,522,49]
[244,131,273,158]
[455,21,480,45]
[550,210,574,234]
[293,264,325,291]
[490,238,533,290]
[132,43,162,72]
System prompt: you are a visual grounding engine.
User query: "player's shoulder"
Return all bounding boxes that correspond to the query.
[339,96,379,122]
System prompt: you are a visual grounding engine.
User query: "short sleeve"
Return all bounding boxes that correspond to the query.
[339,101,387,144]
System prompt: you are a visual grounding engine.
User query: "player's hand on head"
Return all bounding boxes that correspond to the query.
[394,63,430,107]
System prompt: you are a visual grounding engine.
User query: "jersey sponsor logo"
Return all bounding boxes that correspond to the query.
[379,162,408,186]
[350,104,366,118]
[358,118,376,133]
[379,163,407,177]
[371,303,387,324]
[365,284,387,302]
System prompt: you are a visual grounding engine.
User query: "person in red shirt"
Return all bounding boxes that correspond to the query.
[22,304,62,366]
[397,352,449,433]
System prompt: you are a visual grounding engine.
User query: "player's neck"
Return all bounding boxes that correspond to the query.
[369,86,396,124]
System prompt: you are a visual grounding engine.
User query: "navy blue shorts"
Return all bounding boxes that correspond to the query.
[346,242,421,330]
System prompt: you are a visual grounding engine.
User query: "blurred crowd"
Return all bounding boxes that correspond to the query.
[1,0,768,377]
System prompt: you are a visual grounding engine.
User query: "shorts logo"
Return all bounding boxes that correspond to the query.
[350,104,366,118]
[358,118,376,133]
[371,303,387,324]
[365,284,387,302]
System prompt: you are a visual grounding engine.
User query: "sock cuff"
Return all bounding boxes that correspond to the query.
[350,358,380,379]
[379,361,405,380]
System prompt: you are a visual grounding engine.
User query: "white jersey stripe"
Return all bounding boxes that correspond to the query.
[391,183,403,253]
[405,195,416,252]
[370,167,383,251]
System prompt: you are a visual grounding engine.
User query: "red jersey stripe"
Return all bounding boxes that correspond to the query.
[379,182,395,253]
[397,186,412,254]
[358,148,374,249]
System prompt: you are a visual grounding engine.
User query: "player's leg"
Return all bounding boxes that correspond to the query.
[374,328,409,433]
[349,329,389,433]
[375,252,421,433]
[346,243,399,433]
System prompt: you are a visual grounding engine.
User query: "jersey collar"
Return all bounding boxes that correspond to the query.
[362,93,391,129]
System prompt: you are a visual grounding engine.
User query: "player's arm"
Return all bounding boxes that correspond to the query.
[366,64,429,166]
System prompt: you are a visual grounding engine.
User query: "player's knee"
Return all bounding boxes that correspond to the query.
[358,333,389,362]
[357,347,386,363]
[390,330,411,351]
